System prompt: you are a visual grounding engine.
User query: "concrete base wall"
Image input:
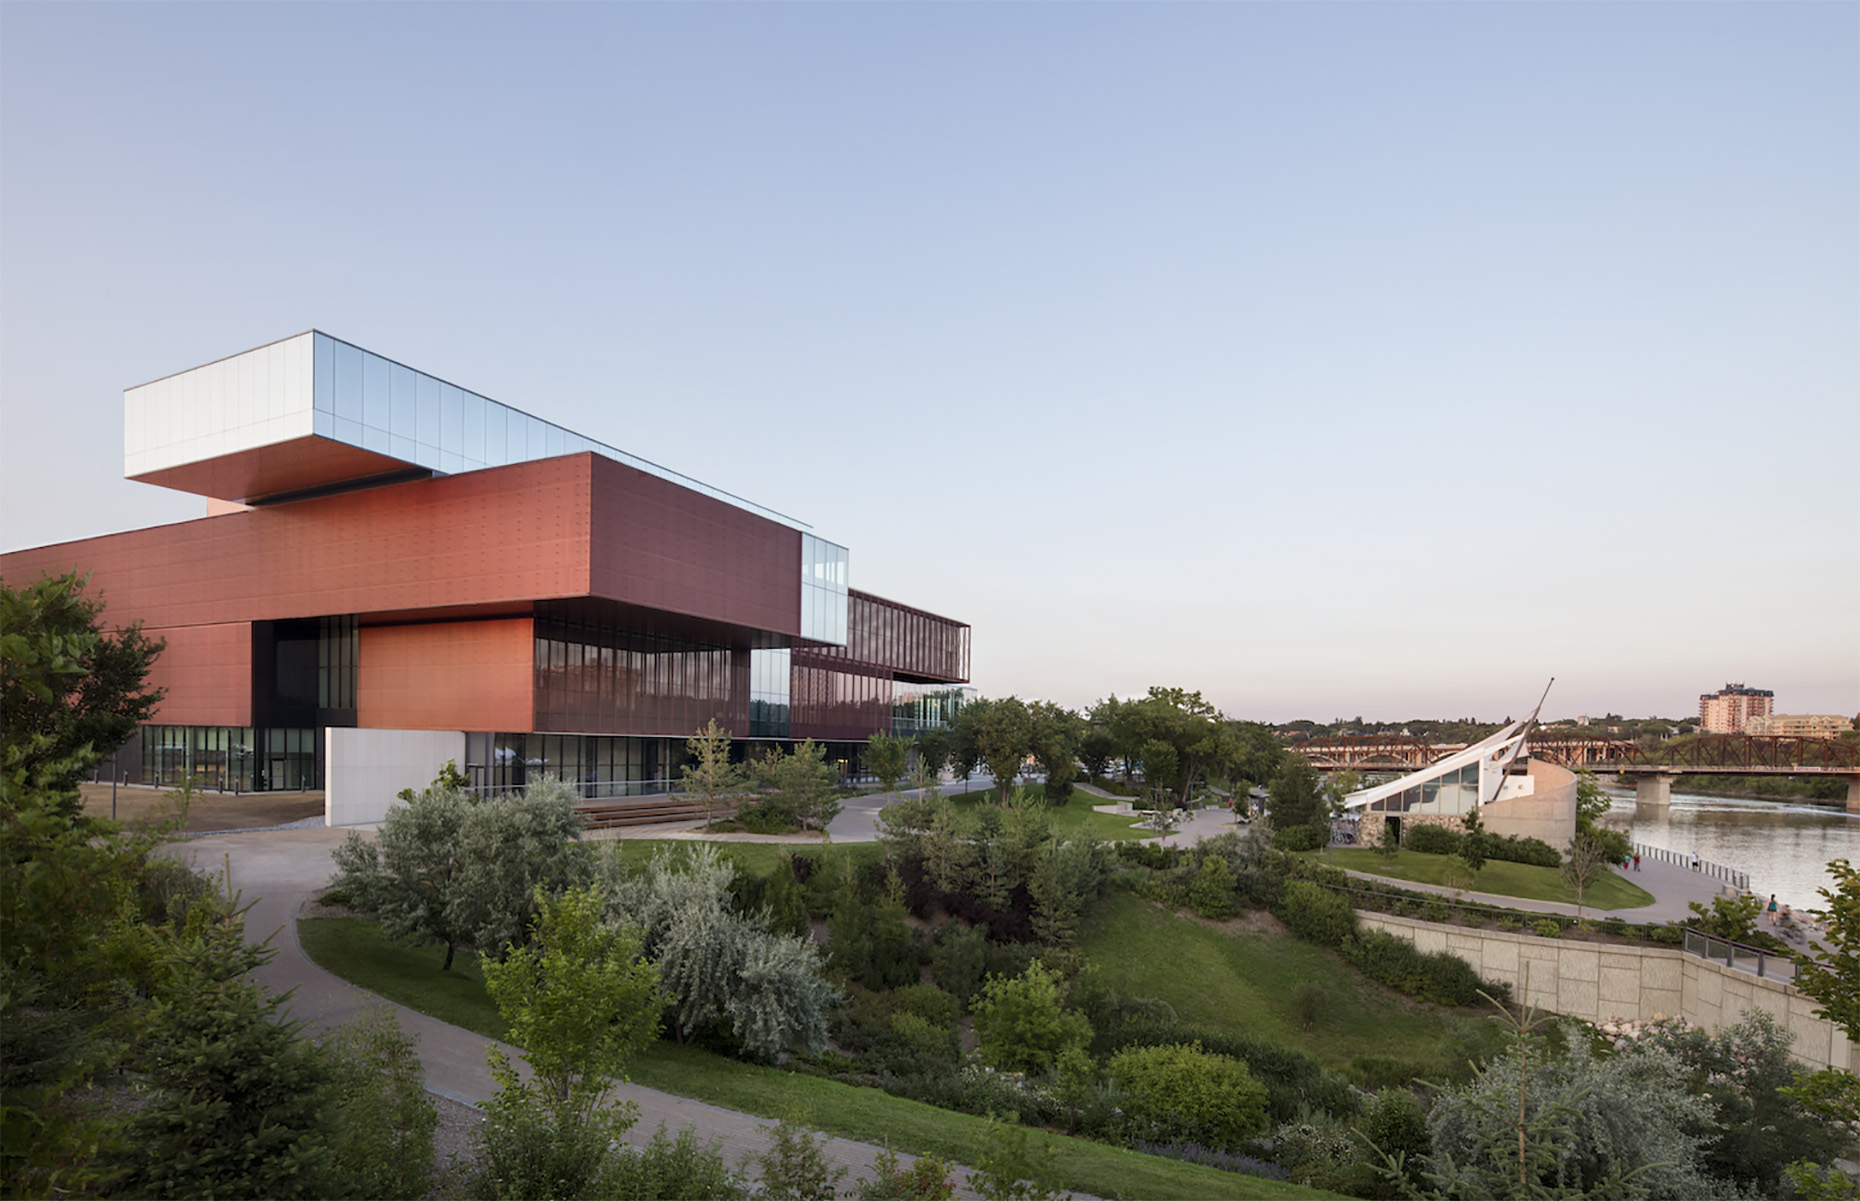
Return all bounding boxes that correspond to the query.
[325,728,464,827]
[1482,759,1577,849]
[1359,911,1856,1072]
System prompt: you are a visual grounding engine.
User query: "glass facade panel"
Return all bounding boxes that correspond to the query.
[749,648,791,737]
[141,725,314,791]
[532,608,748,736]
[390,362,416,436]
[800,534,850,647]
[797,591,970,682]
[291,332,816,529]
[466,730,678,798]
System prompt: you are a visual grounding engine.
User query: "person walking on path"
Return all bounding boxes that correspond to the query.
[1768,894,1780,925]
[1632,852,1641,872]
[1691,850,1701,872]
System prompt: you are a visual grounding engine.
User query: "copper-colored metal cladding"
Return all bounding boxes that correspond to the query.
[359,619,535,731]
[4,450,969,744]
[141,621,254,726]
[128,435,421,505]
[798,591,971,683]
[3,453,806,635]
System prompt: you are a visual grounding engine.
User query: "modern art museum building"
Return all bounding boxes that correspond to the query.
[2,332,970,823]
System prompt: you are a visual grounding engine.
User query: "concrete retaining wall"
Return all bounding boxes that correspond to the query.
[325,728,464,826]
[1359,911,1856,1072]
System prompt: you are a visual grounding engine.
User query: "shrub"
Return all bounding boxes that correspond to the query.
[616,1124,747,1200]
[1188,855,1239,920]
[1647,924,1683,945]
[1358,1088,1430,1195]
[1484,834,1561,868]
[1404,824,1463,856]
[1275,879,1356,947]
[1533,919,1561,939]
[929,924,988,1005]
[1339,930,1497,1007]
[1095,1020,1358,1125]
[972,963,1091,1075]
[855,1147,956,1201]
[1273,824,1324,853]
[1292,980,1325,1032]
[319,1005,437,1200]
[748,1120,847,1201]
[1109,1042,1268,1148]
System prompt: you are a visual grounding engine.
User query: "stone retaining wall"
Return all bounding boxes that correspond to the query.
[1358,911,1856,1072]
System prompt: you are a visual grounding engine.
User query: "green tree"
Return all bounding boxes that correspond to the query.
[1077,725,1117,783]
[960,697,1034,804]
[1,571,164,811]
[684,719,745,827]
[1268,756,1325,831]
[914,727,951,785]
[451,776,595,961]
[971,962,1091,1075]
[1560,827,1611,927]
[1634,1009,1844,1195]
[475,885,662,1199]
[124,894,336,1201]
[329,779,474,970]
[319,1005,438,1201]
[1027,701,1083,805]
[764,739,842,831]
[864,729,911,795]
[1794,857,1860,1041]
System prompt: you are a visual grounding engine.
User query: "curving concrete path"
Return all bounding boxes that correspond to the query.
[179,828,983,1196]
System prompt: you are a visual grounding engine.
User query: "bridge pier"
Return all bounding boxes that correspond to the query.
[1635,774,1676,807]
[1847,776,1860,814]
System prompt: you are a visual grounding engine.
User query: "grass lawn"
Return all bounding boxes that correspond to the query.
[947,783,1161,843]
[1078,893,1496,1079]
[297,916,1342,1200]
[1304,848,1655,910]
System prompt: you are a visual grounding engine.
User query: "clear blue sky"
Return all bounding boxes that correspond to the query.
[3,3,1855,724]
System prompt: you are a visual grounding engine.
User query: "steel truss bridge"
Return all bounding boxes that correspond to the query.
[1292,733,1860,777]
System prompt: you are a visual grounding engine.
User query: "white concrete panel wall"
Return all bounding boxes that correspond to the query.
[325,727,465,827]
[125,332,315,476]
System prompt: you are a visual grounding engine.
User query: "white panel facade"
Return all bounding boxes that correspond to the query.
[124,332,317,476]
[324,727,465,827]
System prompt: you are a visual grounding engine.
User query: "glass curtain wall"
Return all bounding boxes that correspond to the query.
[800,534,849,646]
[1367,762,1482,815]
[465,731,678,798]
[802,592,969,682]
[142,725,317,791]
[533,615,747,736]
[310,333,805,527]
[749,648,791,737]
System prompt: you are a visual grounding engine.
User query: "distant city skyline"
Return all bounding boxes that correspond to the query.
[3,4,1855,723]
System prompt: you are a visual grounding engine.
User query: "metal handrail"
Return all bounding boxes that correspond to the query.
[1631,841,1749,893]
[1680,926,1793,980]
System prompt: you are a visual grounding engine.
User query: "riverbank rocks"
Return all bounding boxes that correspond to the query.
[1588,1013,1691,1052]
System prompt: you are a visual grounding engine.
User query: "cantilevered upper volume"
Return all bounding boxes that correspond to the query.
[124,330,806,527]
[5,331,968,810]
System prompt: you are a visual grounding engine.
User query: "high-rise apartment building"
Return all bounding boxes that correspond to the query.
[1698,683,1775,734]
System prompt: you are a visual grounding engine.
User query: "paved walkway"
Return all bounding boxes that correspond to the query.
[180,779,1792,1194]
[181,829,986,1197]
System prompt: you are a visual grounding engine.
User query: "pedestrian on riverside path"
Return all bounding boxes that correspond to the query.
[1767,894,1779,925]
[1632,853,1641,872]
[1691,851,1700,872]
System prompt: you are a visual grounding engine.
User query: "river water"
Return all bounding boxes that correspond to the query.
[1599,787,1859,914]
